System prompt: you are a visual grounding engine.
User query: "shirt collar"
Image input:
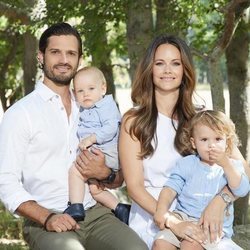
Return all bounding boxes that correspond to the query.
[79,94,112,111]
[95,94,111,108]
[35,81,75,102]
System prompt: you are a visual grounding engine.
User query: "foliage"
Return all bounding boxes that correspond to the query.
[0,204,22,240]
[188,0,227,51]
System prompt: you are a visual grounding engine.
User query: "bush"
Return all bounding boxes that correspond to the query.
[0,203,28,249]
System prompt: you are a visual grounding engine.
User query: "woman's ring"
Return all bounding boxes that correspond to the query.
[186,230,192,237]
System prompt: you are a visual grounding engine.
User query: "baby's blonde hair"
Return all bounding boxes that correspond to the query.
[180,110,239,156]
[74,66,107,86]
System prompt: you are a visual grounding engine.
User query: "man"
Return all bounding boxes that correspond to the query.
[0,22,148,250]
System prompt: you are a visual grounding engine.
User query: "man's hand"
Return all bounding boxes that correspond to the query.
[75,147,109,180]
[45,213,80,232]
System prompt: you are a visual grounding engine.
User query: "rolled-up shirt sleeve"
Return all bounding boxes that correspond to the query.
[164,159,187,195]
[229,160,250,197]
[0,104,34,213]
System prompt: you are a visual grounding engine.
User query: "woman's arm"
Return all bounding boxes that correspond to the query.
[231,146,250,178]
[119,115,157,215]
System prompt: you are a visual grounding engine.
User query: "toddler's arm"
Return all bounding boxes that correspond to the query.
[209,146,249,195]
[154,187,176,230]
[209,147,242,189]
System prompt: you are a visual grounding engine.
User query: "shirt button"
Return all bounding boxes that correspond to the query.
[61,107,64,110]
[70,150,72,154]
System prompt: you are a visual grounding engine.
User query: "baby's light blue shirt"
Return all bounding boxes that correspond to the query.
[77,94,121,149]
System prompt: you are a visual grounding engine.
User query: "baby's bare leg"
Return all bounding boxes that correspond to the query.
[89,181,118,209]
[68,163,86,203]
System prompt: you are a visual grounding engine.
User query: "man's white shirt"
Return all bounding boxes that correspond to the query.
[0,82,96,213]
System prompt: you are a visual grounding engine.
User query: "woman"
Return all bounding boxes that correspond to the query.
[119,34,249,249]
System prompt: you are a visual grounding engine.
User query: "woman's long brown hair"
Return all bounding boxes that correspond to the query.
[124,34,196,159]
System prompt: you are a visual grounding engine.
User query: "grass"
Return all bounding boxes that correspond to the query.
[0,203,28,249]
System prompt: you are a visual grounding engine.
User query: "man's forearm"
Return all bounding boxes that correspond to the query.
[16,200,51,226]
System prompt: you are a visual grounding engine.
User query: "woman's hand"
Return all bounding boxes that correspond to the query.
[168,214,207,244]
[198,195,225,243]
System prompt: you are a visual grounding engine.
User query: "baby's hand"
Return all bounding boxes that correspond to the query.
[79,134,96,150]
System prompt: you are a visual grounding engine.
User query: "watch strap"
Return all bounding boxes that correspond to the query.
[102,169,117,184]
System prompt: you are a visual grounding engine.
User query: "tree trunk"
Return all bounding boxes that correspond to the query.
[82,5,115,98]
[0,33,19,111]
[126,0,153,81]
[226,17,250,225]
[206,0,250,112]
[207,60,225,112]
[22,30,37,95]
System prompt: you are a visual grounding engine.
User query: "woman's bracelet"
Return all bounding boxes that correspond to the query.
[44,212,56,231]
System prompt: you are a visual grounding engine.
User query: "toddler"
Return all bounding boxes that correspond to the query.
[153,110,249,250]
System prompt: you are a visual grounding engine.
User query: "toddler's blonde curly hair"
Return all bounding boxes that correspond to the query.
[179,110,239,156]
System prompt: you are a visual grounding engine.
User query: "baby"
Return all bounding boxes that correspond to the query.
[64,66,130,224]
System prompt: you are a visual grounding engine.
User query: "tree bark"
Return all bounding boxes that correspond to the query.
[22,30,37,95]
[226,16,250,225]
[207,0,250,111]
[125,0,153,81]
[0,33,19,111]
[207,60,225,112]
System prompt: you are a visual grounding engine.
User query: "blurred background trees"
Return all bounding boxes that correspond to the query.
[0,0,249,225]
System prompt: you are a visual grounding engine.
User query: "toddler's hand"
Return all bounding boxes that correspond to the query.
[154,210,168,230]
[209,146,228,166]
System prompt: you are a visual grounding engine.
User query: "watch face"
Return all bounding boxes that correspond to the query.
[221,193,232,203]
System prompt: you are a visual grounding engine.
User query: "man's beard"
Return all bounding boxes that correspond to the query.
[43,62,77,86]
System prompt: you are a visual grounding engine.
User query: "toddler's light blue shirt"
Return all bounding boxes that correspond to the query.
[165,154,249,238]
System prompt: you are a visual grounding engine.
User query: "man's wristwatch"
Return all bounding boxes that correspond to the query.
[102,169,117,184]
[219,192,233,207]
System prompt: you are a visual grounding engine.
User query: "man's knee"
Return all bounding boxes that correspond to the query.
[24,225,85,250]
